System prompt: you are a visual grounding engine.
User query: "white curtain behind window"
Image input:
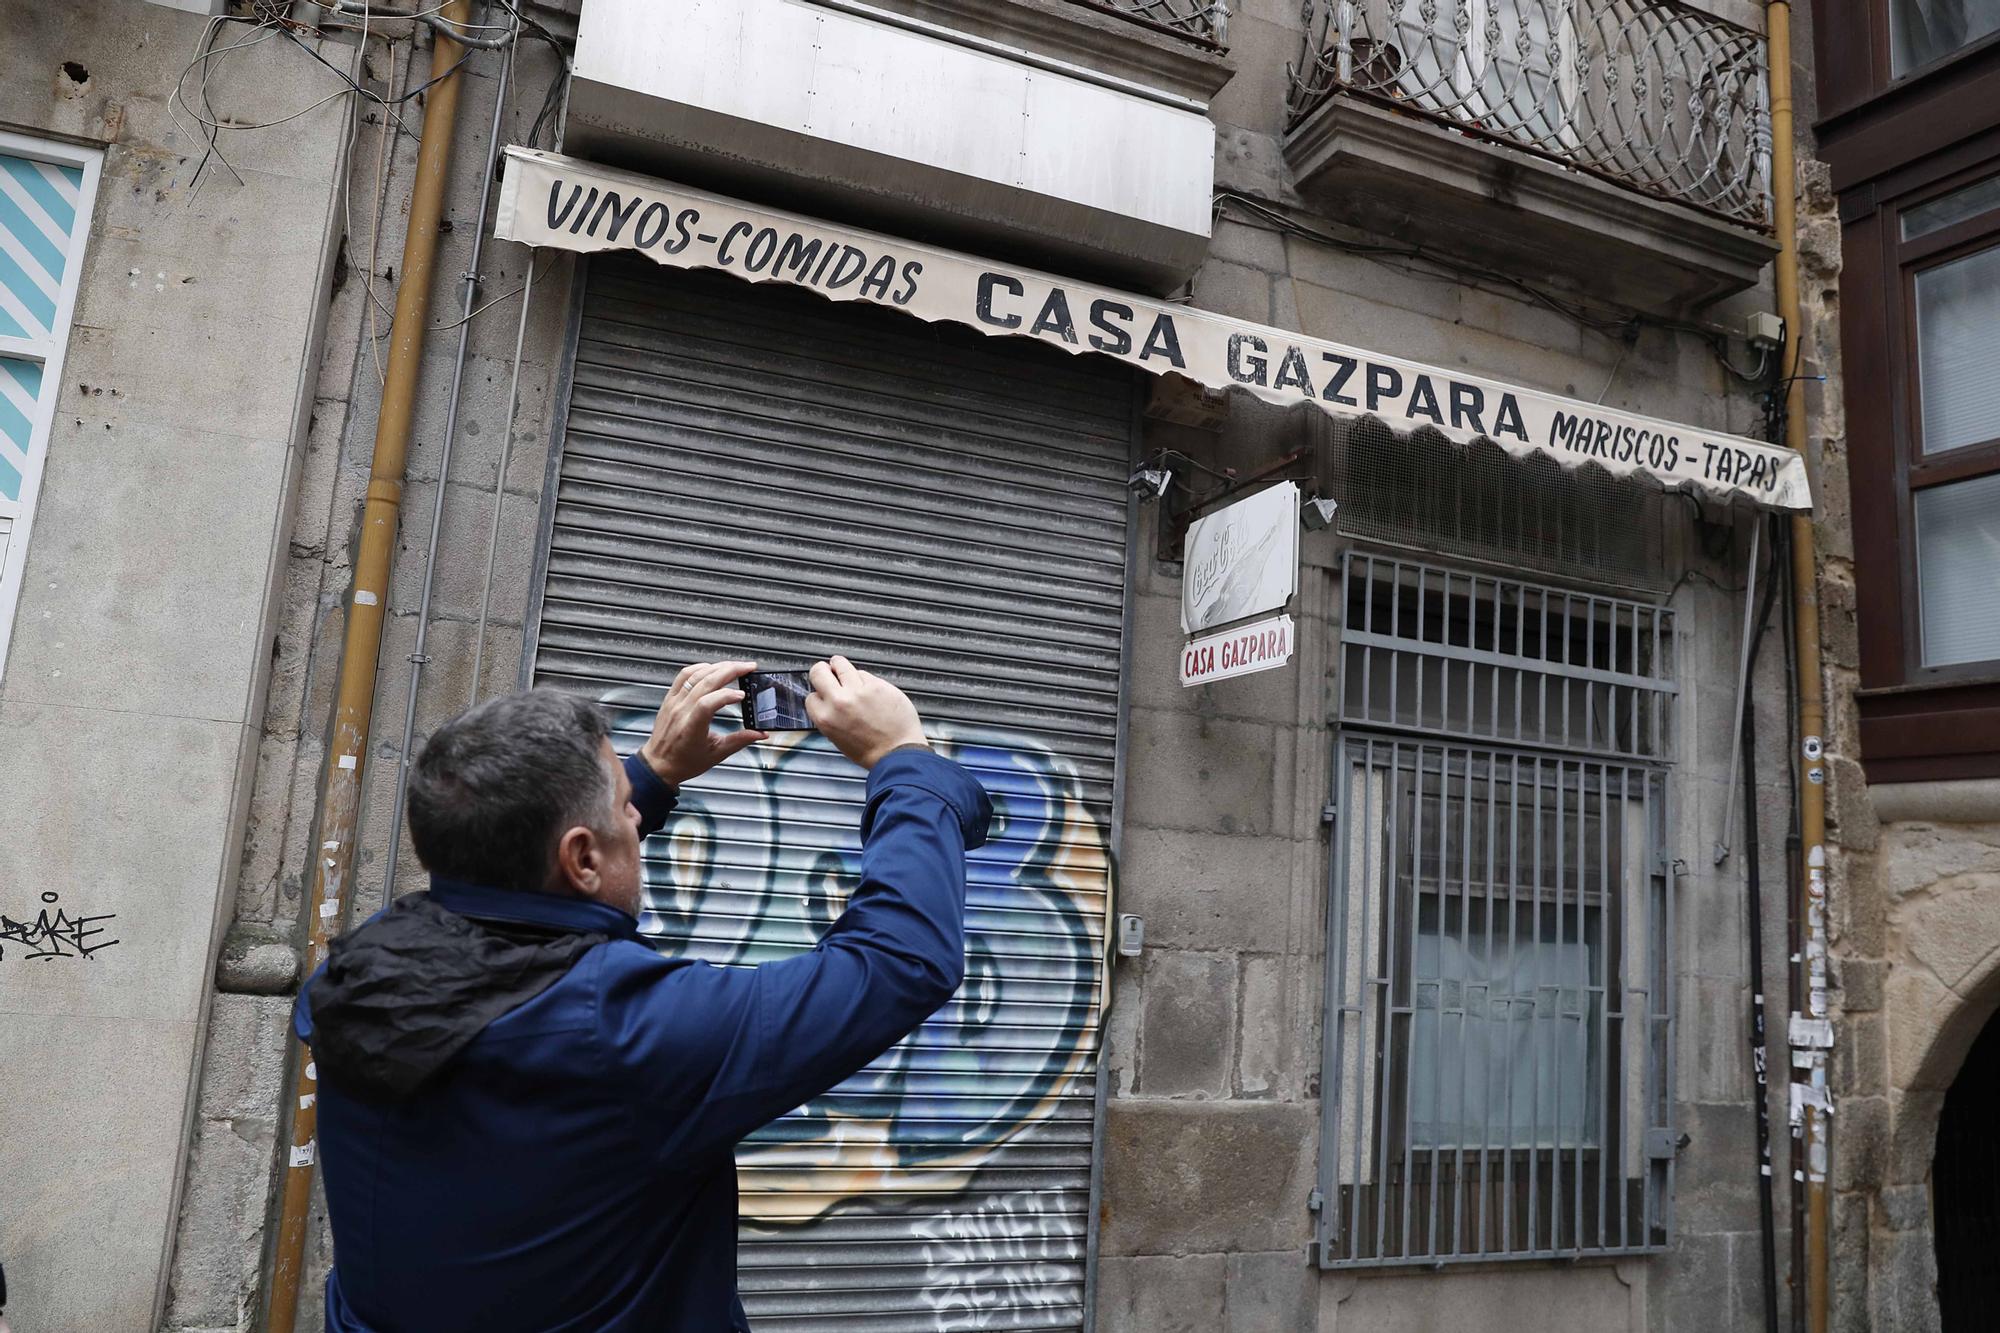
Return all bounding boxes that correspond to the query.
[1410,923,1596,1150]
[1916,244,2000,456]
[1891,0,2000,74]
[1918,471,2000,667]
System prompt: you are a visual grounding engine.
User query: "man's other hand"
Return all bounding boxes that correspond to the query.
[806,656,929,770]
[640,660,769,785]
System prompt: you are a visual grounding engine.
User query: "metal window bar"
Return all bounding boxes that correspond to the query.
[1069,0,1231,44]
[1318,552,1676,1268]
[1285,0,1772,228]
[1339,553,1676,761]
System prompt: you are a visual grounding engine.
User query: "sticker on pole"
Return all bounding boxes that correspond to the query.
[1180,614,1295,687]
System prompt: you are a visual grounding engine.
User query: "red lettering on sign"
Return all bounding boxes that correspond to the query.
[1181,616,1294,687]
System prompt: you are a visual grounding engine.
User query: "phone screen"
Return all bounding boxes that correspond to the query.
[739,670,817,732]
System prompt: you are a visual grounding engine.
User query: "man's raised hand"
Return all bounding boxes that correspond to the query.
[805,656,929,771]
[640,660,768,786]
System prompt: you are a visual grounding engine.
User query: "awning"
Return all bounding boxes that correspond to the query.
[493,146,1811,512]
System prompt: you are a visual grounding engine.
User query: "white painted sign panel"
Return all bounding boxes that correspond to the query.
[493,147,1813,511]
[1180,482,1300,635]
[1180,614,1295,687]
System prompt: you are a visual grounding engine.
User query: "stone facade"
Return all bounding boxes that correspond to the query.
[0,1,1840,1330]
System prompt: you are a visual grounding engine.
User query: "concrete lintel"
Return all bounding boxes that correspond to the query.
[1284,95,1780,317]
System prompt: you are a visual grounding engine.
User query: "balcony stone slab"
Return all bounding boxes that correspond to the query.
[1285,94,1779,317]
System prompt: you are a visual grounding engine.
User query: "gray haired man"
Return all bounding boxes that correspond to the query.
[294,658,993,1332]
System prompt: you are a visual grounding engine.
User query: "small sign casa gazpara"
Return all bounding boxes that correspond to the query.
[1180,481,1300,636]
[1180,614,1295,688]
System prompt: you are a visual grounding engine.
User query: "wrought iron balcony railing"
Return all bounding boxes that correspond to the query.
[1073,0,1231,45]
[1286,0,1771,227]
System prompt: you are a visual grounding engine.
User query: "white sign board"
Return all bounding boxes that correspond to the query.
[493,147,1813,511]
[1180,614,1295,687]
[1180,482,1300,636]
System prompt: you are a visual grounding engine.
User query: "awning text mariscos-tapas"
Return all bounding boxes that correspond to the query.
[494,147,1812,512]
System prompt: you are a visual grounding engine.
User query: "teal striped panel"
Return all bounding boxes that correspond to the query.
[0,356,42,502]
[0,153,83,343]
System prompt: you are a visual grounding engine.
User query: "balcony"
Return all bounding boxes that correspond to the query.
[1283,0,1778,313]
[1076,0,1230,44]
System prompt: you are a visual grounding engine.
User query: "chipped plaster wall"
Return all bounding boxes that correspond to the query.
[0,2,348,1327]
[157,16,575,1330]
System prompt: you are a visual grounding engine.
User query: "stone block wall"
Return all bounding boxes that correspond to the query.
[1791,0,2000,1324]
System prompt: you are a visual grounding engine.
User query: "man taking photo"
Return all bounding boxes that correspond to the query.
[294,655,991,1332]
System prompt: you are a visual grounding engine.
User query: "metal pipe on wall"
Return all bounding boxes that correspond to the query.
[263,7,474,1328]
[381,11,518,900]
[1764,6,1832,1332]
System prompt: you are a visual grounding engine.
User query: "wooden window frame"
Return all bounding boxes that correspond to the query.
[1840,132,2000,780]
[1816,0,2000,119]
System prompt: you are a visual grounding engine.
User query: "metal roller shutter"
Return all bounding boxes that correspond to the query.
[528,257,1136,1331]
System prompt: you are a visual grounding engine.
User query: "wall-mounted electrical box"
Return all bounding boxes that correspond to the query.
[1117,914,1145,959]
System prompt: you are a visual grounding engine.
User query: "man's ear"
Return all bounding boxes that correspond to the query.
[553,823,599,896]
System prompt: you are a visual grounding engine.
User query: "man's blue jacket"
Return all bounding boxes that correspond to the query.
[295,747,992,1332]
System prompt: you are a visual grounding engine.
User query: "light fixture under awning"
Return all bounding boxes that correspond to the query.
[493,146,1812,512]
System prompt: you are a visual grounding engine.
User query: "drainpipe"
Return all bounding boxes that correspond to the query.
[1764,6,1831,1333]
[381,13,516,901]
[263,7,473,1329]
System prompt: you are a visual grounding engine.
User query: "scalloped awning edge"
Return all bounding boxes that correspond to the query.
[495,146,1811,513]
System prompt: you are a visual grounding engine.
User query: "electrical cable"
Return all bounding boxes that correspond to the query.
[169,5,457,167]
[335,1,386,382]
[172,0,559,357]
[1776,507,1807,1333]
[425,250,558,332]
[312,0,516,48]
[363,27,405,386]
[470,247,538,705]
[1715,337,1775,385]
[1739,514,1785,1333]
[170,17,273,190]
[281,22,477,112]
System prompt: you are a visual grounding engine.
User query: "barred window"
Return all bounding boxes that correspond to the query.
[1317,553,1677,1268]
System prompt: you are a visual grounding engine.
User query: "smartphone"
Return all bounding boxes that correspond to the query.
[739,669,817,732]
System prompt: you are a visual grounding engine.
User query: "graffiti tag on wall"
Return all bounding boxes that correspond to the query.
[917,1188,1084,1331]
[0,891,119,961]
